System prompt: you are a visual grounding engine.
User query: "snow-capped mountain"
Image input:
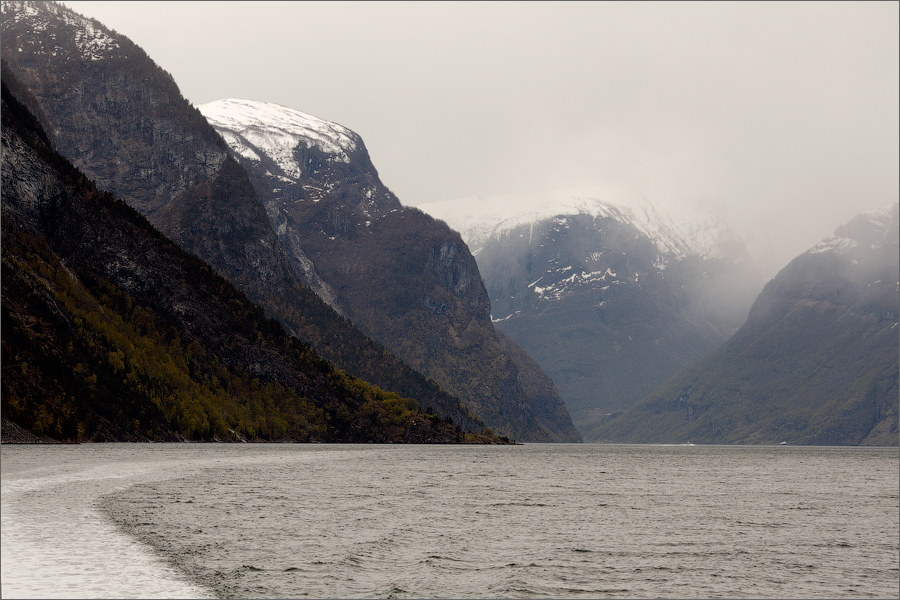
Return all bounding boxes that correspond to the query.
[420,189,763,439]
[199,99,393,220]
[198,98,398,313]
[591,202,899,446]
[421,187,741,263]
[200,98,361,178]
[1,0,515,438]
[807,203,898,257]
[421,189,753,318]
[198,98,582,442]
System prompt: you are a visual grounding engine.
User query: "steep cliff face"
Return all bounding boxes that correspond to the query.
[199,99,581,441]
[0,1,303,307]
[420,191,762,439]
[590,204,899,446]
[2,76,483,444]
[1,0,493,433]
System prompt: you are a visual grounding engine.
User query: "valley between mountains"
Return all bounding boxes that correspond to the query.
[1,0,896,446]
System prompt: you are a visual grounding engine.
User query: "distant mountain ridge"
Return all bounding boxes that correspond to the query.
[9,0,886,447]
[590,203,899,445]
[420,190,763,439]
[422,188,743,262]
[199,98,581,442]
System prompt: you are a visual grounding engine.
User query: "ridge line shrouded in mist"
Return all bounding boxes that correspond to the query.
[57,1,899,279]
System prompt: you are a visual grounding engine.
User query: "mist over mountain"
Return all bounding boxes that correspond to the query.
[3,0,892,447]
[0,0,491,436]
[420,190,764,439]
[1,0,579,442]
[590,203,899,445]
[197,99,581,442]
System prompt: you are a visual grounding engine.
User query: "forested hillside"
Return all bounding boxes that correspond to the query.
[0,0,493,435]
[1,75,505,444]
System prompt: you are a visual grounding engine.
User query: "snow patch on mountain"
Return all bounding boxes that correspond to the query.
[807,236,860,255]
[217,130,261,162]
[3,1,44,27]
[807,203,898,256]
[2,0,121,61]
[865,203,899,233]
[419,186,740,261]
[198,99,359,179]
[72,19,119,60]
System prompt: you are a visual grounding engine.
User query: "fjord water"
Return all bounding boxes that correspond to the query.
[1,444,897,599]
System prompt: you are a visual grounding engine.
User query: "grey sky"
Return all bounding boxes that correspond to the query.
[63,1,899,277]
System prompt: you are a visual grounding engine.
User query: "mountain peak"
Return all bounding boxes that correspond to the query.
[419,187,742,263]
[198,98,360,177]
[2,1,124,62]
[591,201,899,446]
[199,98,581,442]
[808,202,899,256]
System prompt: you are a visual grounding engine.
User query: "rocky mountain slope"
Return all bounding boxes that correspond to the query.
[0,0,510,436]
[198,98,581,442]
[589,203,899,445]
[2,73,499,443]
[420,189,763,439]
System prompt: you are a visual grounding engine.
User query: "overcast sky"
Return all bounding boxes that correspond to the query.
[63,1,898,277]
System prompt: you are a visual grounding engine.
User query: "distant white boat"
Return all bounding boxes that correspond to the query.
[780,441,788,445]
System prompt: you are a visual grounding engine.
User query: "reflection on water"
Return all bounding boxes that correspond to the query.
[2,444,898,599]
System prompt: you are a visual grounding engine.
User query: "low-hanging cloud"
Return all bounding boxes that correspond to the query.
[62,1,900,277]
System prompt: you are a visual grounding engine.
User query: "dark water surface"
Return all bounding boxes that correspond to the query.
[2,443,897,598]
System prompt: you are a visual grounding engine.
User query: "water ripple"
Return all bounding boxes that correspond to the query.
[3,444,898,599]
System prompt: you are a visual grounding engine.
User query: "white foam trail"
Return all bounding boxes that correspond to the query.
[1,447,213,599]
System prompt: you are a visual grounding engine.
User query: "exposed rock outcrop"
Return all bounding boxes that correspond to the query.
[2,73,502,444]
[199,99,581,442]
[1,0,492,433]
